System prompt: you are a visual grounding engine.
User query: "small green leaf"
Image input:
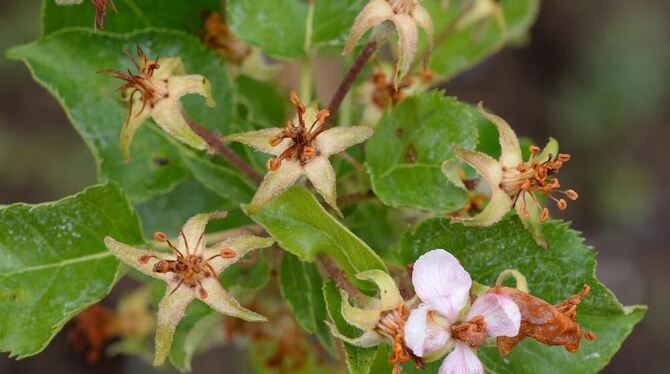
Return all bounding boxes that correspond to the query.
[426,0,540,80]
[0,183,143,358]
[399,216,646,373]
[280,253,337,357]
[247,187,387,291]
[323,280,378,374]
[42,0,222,35]
[365,92,479,211]
[228,0,367,58]
[8,28,235,201]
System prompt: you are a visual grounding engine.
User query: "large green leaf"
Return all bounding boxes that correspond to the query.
[8,28,236,201]
[279,253,337,357]
[0,183,143,358]
[322,280,378,374]
[365,92,479,211]
[247,187,386,291]
[399,216,646,373]
[42,0,221,35]
[426,0,540,80]
[228,0,366,58]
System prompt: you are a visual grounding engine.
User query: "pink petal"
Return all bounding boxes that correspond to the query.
[404,304,451,357]
[467,293,521,338]
[412,249,472,321]
[439,342,484,374]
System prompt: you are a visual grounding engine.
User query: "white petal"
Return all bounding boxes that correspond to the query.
[467,293,520,338]
[247,160,303,214]
[315,126,373,156]
[154,286,194,366]
[204,235,275,274]
[452,188,513,227]
[224,128,290,156]
[340,290,380,331]
[356,270,403,310]
[412,249,472,322]
[343,0,394,54]
[198,277,266,322]
[405,304,451,357]
[168,75,215,108]
[303,156,339,214]
[104,237,173,282]
[477,102,522,168]
[151,98,208,150]
[439,342,484,374]
[177,212,227,256]
[391,13,419,85]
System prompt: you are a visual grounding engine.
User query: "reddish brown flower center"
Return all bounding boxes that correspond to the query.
[266,92,330,171]
[451,315,488,349]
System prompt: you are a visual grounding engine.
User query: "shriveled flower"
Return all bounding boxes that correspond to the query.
[328,270,420,374]
[356,62,432,127]
[454,0,507,44]
[404,249,521,374]
[226,92,373,215]
[491,279,596,355]
[445,102,578,247]
[203,12,279,81]
[104,212,274,366]
[103,46,215,161]
[343,0,434,86]
[54,0,117,30]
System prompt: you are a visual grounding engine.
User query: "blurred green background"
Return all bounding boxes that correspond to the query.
[1,0,669,373]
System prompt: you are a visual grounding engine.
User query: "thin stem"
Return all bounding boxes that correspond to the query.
[300,0,316,103]
[327,40,377,124]
[316,254,363,301]
[183,114,264,185]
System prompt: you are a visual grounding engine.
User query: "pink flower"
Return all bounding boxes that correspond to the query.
[404,249,521,374]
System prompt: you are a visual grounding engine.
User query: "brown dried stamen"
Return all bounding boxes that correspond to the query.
[374,304,423,373]
[266,92,331,170]
[503,146,578,221]
[92,0,117,31]
[451,315,488,349]
[100,46,167,126]
[203,12,252,63]
[370,69,413,109]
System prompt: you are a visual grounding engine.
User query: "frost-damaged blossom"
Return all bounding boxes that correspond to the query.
[327,270,421,374]
[356,63,432,127]
[445,103,578,247]
[454,0,507,44]
[226,92,373,215]
[103,47,215,161]
[343,0,434,86]
[104,212,274,366]
[203,12,279,81]
[491,272,596,355]
[54,0,117,30]
[404,249,521,373]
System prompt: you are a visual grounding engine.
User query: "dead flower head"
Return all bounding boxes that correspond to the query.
[54,0,117,31]
[104,212,275,366]
[103,46,215,161]
[226,92,373,215]
[343,0,434,86]
[445,102,578,247]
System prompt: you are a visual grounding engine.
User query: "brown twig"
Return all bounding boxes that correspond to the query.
[183,114,264,185]
[327,41,378,124]
[316,254,363,301]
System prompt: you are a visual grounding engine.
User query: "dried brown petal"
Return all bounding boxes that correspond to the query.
[492,285,595,356]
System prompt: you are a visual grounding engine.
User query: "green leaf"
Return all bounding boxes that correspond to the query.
[247,187,387,291]
[135,179,252,238]
[220,252,271,293]
[228,0,366,58]
[0,183,143,358]
[322,280,378,374]
[8,28,236,201]
[42,0,222,35]
[279,253,337,357]
[426,0,540,80]
[365,92,479,211]
[169,304,221,372]
[399,216,646,373]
